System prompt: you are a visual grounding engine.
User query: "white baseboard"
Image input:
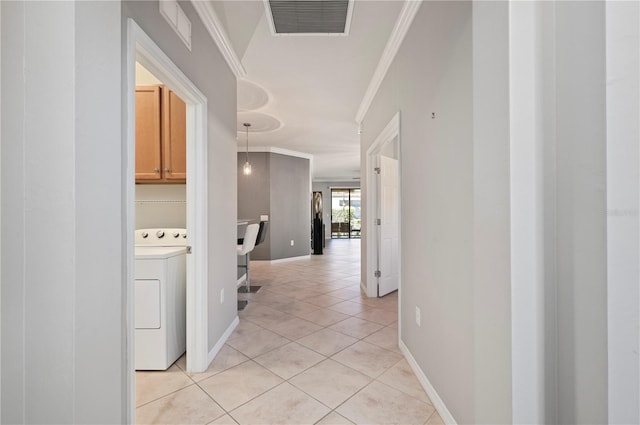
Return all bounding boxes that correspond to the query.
[399,340,457,425]
[268,254,311,264]
[207,316,239,365]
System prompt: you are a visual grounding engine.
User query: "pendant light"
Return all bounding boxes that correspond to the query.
[242,122,252,176]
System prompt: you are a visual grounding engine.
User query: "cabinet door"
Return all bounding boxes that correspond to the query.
[162,88,187,181]
[135,86,162,181]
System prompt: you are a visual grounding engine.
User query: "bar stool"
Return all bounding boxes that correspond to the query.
[237,223,259,310]
[238,221,268,295]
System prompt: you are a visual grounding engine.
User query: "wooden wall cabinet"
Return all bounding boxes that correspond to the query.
[135,85,186,183]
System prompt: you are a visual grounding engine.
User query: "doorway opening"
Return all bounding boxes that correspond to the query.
[126,19,210,421]
[331,188,361,239]
[365,112,401,301]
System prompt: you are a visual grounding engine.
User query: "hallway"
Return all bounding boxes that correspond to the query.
[136,240,442,424]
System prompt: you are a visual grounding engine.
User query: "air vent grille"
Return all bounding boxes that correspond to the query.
[268,0,351,35]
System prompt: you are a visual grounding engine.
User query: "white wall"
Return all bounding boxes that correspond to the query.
[135,185,187,229]
[1,2,124,422]
[606,2,640,423]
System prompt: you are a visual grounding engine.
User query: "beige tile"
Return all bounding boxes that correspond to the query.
[300,308,351,326]
[377,359,432,404]
[329,317,383,339]
[337,381,434,425]
[326,288,363,300]
[273,301,321,317]
[209,414,239,424]
[297,328,358,356]
[355,308,398,325]
[363,325,400,353]
[332,341,402,378]
[199,361,283,411]
[136,384,224,424]
[303,294,344,307]
[240,304,293,328]
[327,300,374,316]
[135,365,193,407]
[229,382,330,425]
[177,345,249,382]
[226,328,290,358]
[287,288,325,301]
[426,411,445,425]
[229,320,263,339]
[290,359,371,409]
[266,316,323,340]
[254,342,325,379]
[315,412,355,425]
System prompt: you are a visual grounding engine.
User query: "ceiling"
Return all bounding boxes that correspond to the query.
[209,1,404,181]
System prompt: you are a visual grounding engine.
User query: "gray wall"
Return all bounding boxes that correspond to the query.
[311,181,360,239]
[360,1,613,424]
[554,2,608,423]
[123,0,239,357]
[270,153,311,260]
[238,152,310,260]
[1,2,125,422]
[361,3,478,422]
[238,152,271,259]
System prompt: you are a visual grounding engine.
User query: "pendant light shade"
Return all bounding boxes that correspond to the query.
[243,123,252,176]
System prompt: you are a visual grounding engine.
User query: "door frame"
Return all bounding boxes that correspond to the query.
[365,112,401,296]
[126,19,209,420]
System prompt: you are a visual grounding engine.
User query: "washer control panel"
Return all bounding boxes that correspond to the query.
[135,228,187,245]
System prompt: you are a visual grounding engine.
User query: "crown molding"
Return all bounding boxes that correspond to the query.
[355,0,422,124]
[191,0,247,79]
[236,146,314,161]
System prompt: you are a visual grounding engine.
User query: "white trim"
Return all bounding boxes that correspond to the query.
[400,340,457,425]
[239,146,315,183]
[190,0,246,79]
[208,316,239,364]
[127,20,210,419]
[238,146,314,160]
[509,2,544,422]
[253,255,311,264]
[365,112,400,298]
[355,1,422,123]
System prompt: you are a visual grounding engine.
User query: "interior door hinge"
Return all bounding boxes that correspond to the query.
[374,270,381,278]
[374,167,380,174]
[376,218,381,225]
[186,246,192,254]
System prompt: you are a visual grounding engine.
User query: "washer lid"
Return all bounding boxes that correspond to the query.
[135,246,187,259]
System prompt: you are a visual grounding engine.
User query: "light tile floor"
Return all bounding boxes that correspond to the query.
[136,239,444,425]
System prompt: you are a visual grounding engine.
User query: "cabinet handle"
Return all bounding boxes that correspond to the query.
[164,167,170,173]
[153,168,160,173]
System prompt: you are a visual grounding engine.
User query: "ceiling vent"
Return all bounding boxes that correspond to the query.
[264,0,354,36]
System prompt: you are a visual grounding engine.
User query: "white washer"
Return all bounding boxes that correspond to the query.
[135,228,187,370]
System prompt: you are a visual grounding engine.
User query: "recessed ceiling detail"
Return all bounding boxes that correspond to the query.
[238,80,270,111]
[237,112,282,133]
[265,0,354,35]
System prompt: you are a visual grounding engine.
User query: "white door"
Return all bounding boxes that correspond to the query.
[378,155,399,296]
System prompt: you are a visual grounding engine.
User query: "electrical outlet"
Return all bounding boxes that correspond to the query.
[290,240,294,246]
[220,289,224,304]
[415,306,421,327]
